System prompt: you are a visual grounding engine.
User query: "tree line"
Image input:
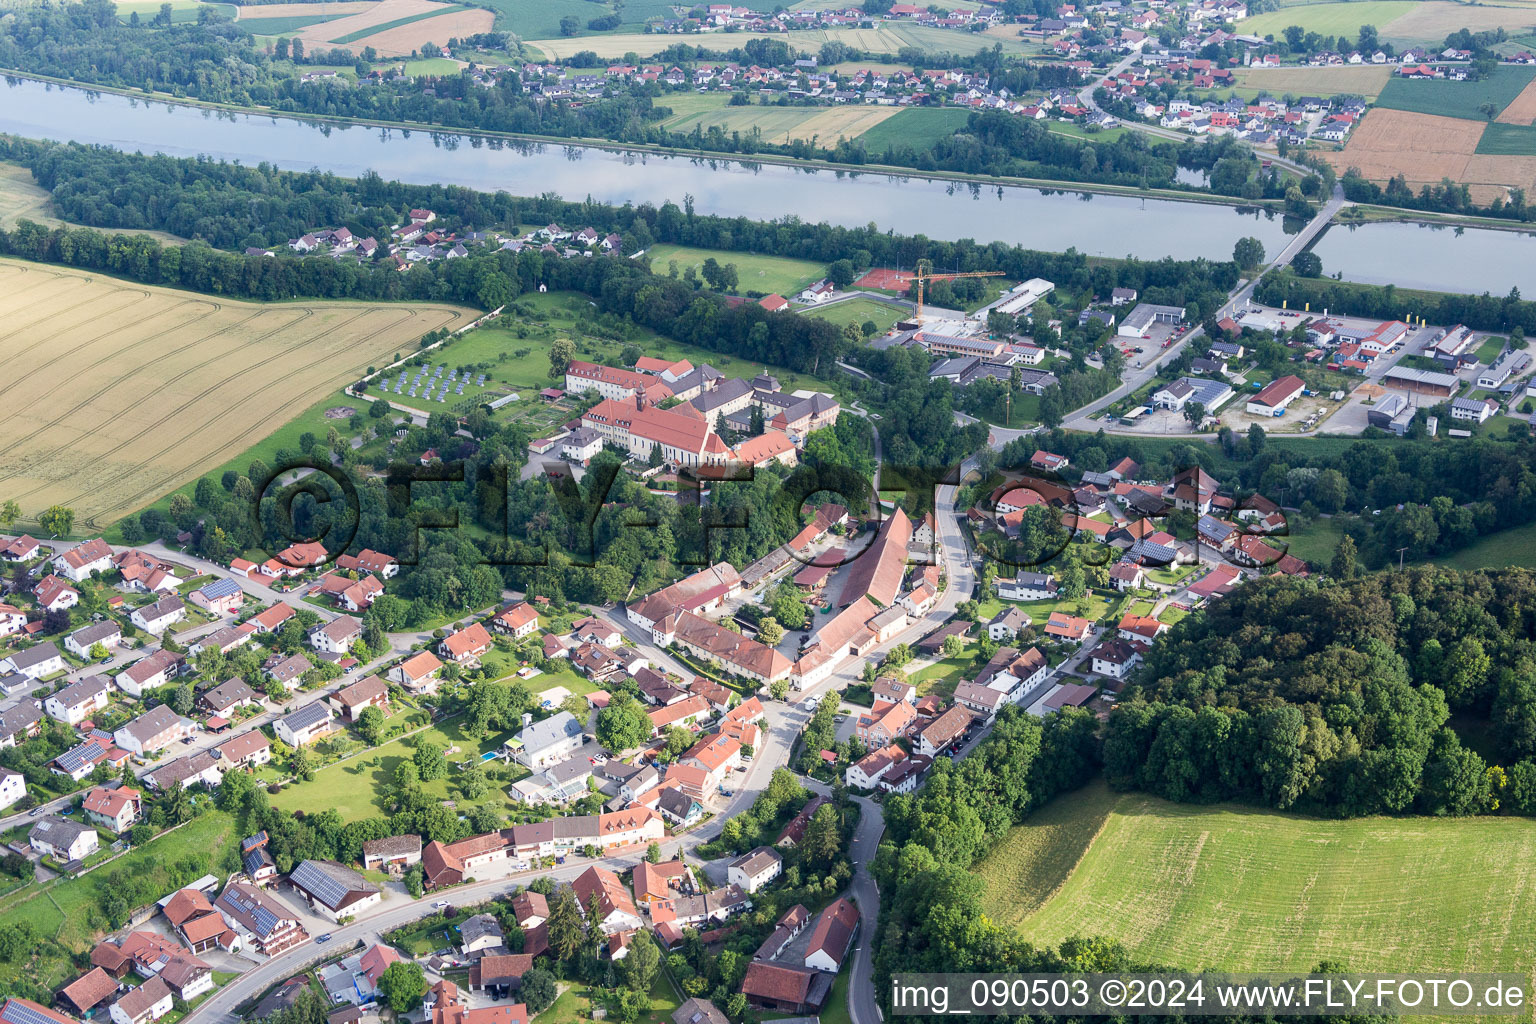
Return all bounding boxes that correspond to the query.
[1112,567,1536,818]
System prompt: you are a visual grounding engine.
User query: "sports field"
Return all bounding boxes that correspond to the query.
[0,259,471,529]
[804,296,907,334]
[646,243,826,296]
[991,783,1536,973]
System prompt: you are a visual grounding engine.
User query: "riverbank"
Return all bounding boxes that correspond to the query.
[0,67,1278,211]
[1338,201,1536,236]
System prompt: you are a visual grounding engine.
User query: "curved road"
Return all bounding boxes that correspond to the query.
[187,465,975,1024]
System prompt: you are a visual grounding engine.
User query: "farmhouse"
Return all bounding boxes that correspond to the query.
[288,860,382,921]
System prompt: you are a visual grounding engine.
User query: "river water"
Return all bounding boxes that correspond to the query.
[0,75,1530,292]
[1310,220,1536,296]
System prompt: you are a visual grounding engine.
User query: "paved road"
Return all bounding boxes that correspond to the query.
[1075,56,1314,178]
[1057,185,1345,436]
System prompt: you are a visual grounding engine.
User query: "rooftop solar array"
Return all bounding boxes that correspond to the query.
[290,860,351,908]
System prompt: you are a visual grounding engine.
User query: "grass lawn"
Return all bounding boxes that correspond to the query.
[855,107,970,151]
[905,644,976,699]
[821,971,853,1024]
[1238,1,1419,40]
[803,296,906,335]
[976,591,1123,626]
[1431,519,1536,569]
[976,777,1119,923]
[114,0,236,21]
[1474,334,1508,364]
[0,811,236,965]
[1375,64,1536,121]
[269,716,528,823]
[654,91,733,126]
[1004,784,1536,973]
[645,243,826,297]
[1045,121,1129,144]
[1281,515,1347,566]
[400,57,467,75]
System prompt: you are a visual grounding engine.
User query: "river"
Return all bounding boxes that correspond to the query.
[1311,219,1536,297]
[1,75,1530,292]
[0,75,1293,261]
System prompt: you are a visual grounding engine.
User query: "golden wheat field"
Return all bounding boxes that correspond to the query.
[0,259,472,527]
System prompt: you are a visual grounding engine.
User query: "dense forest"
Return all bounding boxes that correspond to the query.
[1109,568,1536,818]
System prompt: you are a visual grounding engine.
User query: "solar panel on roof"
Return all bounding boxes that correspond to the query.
[3,998,66,1024]
[251,905,281,936]
[291,861,350,908]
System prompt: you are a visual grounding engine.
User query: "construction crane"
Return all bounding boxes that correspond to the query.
[911,261,1003,323]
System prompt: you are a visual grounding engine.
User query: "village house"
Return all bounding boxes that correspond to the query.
[55,538,114,583]
[130,595,186,635]
[82,784,142,832]
[30,814,99,861]
[440,622,493,665]
[310,616,362,654]
[44,674,112,725]
[114,705,192,756]
[391,650,444,693]
[330,675,389,721]
[727,846,783,893]
[0,641,65,680]
[189,578,244,616]
[64,621,122,658]
[275,702,334,748]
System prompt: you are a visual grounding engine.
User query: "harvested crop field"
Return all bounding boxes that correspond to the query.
[785,105,903,142]
[1325,108,1482,184]
[0,259,472,528]
[1498,77,1536,124]
[348,7,489,51]
[232,1,374,17]
[293,0,490,54]
[1382,0,1536,41]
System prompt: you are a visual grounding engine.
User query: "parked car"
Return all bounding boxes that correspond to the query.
[317,934,333,944]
